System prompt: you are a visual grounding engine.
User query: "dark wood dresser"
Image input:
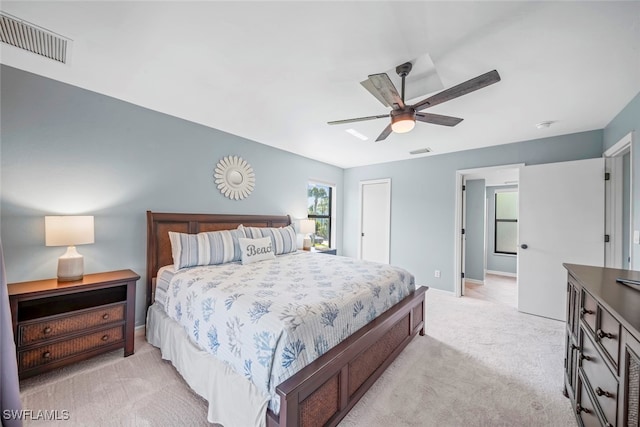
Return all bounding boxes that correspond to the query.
[8,270,139,379]
[564,263,640,427]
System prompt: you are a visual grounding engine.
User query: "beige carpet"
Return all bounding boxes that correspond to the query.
[19,285,575,427]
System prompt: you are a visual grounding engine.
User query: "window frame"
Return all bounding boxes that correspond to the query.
[494,189,518,255]
[307,182,334,249]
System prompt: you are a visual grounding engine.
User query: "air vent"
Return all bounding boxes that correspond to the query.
[409,148,431,155]
[0,12,69,63]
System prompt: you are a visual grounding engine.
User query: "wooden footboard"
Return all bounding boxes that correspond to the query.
[267,286,427,427]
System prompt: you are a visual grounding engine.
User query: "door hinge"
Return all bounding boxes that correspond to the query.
[604,234,610,243]
[605,172,610,181]
[461,228,465,235]
[462,185,466,191]
[461,272,465,279]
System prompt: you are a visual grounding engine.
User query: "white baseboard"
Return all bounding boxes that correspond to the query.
[485,270,517,278]
[135,324,146,337]
[426,287,456,297]
[464,278,484,285]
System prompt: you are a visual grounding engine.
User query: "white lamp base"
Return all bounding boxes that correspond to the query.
[302,237,312,251]
[57,246,84,282]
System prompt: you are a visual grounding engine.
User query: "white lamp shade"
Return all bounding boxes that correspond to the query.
[45,216,95,247]
[299,219,316,235]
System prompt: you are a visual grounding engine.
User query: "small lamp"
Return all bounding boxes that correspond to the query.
[45,216,94,281]
[299,219,316,251]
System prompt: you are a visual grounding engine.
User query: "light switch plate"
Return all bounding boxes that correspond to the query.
[634,230,640,245]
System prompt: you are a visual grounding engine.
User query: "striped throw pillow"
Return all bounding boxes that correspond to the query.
[168,229,243,270]
[238,225,298,255]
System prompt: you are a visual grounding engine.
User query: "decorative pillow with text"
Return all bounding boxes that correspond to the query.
[239,237,276,265]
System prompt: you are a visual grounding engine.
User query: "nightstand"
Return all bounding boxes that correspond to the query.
[8,269,140,379]
[310,247,337,255]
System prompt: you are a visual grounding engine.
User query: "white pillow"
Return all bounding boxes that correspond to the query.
[238,224,298,255]
[239,237,276,265]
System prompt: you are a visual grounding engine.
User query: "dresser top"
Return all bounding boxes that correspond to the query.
[564,263,640,337]
[8,269,140,297]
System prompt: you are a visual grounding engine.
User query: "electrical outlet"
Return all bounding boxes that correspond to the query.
[434,270,441,278]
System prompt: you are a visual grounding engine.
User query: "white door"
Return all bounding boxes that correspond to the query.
[360,179,391,263]
[518,158,604,320]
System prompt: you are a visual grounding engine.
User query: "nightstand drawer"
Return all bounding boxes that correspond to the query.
[18,302,125,346]
[18,325,124,370]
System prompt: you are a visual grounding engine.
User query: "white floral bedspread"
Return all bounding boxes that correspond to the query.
[163,251,415,414]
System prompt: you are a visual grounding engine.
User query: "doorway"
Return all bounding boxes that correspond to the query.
[456,159,607,320]
[454,164,522,300]
[604,131,634,269]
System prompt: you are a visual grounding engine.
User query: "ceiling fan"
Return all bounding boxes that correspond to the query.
[328,62,501,142]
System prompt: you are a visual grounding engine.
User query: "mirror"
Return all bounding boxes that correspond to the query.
[213,156,255,200]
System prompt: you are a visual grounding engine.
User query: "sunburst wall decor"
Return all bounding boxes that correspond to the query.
[213,156,255,200]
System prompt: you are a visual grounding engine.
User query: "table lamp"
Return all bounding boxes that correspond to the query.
[299,219,316,251]
[45,215,94,281]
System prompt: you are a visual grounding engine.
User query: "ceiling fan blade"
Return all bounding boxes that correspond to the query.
[415,112,464,127]
[363,73,405,109]
[327,114,388,125]
[375,123,393,142]
[412,70,501,111]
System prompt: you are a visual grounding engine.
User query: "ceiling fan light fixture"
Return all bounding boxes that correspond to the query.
[391,110,416,134]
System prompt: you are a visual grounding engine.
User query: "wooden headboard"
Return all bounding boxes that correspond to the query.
[145,211,291,309]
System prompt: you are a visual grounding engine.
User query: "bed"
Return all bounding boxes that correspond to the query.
[145,211,427,427]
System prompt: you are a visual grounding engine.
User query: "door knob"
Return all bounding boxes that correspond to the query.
[520,244,528,249]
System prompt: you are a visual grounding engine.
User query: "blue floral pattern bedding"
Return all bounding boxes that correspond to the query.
[162,251,415,414]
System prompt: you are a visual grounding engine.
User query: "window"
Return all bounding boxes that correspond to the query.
[494,190,518,255]
[308,182,334,248]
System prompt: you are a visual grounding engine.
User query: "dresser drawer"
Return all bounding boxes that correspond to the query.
[581,290,597,335]
[18,326,124,371]
[577,373,602,427]
[18,302,125,346]
[598,306,621,369]
[581,329,618,425]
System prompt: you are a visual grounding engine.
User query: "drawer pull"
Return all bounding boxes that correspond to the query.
[576,404,590,414]
[580,308,594,317]
[102,313,109,320]
[101,335,109,341]
[43,326,52,334]
[42,351,51,359]
[595,387,613,398]
[597,329,615,340]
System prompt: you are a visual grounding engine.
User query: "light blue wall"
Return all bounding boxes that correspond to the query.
[464,179,485,281]
[604,91,640,268]
[485,185,518,275]
[0,65,344,326]
[343,130,603,292]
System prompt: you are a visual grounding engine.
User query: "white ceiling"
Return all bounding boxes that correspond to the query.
[1,1,639,169]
